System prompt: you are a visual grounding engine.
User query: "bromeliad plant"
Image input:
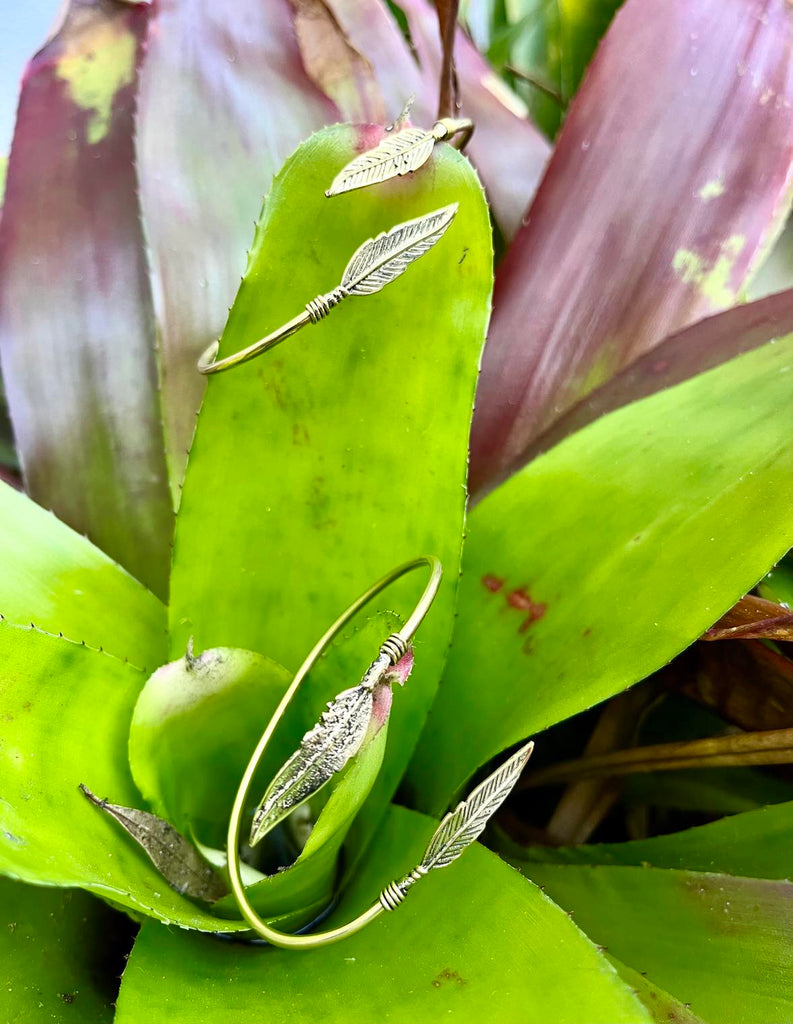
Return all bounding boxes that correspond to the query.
[3,0,793,1021]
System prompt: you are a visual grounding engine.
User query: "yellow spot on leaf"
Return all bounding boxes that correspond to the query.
[698,178,725,201]
[55,23,136,145]
[672,235,746,308]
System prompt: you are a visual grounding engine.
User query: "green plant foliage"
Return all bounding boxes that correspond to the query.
[512,799,793,880]
[0,622,236,931]
[502,0,622,137]
[410,336,793,810]
[128,646,293,848]
[608,957,706,1024]
[0,480,166,669]
[170,124,493,842]
[525,862,793,1023]
[0,878,125,1023]
[115,806,652,1024]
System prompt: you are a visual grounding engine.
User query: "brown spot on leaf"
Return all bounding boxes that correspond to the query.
[431,968,467,989]
[481,574,504,593]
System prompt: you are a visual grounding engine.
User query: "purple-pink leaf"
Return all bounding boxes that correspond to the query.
[502,288,793,483]
[325,0,549,238]
[0,0,171,597]
[471,0,793,494]
[135,0,338,492]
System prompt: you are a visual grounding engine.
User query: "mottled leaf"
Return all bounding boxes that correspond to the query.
[525,863,793,1023]
[511,288,793,479]
[115,806,651,1024]
[135,0,337,494]
[0,479,166,668]
[0,0,172,596]
[410,338,793,811]
[471,0,793,491]
[79,787,228,902]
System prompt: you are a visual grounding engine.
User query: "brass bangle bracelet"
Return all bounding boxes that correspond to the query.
[197,204,457,376]
[226,556,442,949]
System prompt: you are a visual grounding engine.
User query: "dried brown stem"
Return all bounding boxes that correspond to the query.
[522,727,793,788]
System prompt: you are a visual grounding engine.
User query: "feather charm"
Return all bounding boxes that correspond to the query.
[341,204,458,297]
[420,741,534,871]
[377,741,534,913]
[325,124,445,197]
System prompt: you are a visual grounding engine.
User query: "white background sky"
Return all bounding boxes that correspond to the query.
[1,0,61,155]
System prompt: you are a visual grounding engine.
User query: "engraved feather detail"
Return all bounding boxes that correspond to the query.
[250,684,376,846]
[325,126,441,196]
[420,741,534,871]
[340,204,458,297]
[249,649,414,847]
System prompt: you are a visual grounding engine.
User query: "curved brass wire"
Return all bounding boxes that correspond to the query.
[433,117,474,150]
[226,555,442,949]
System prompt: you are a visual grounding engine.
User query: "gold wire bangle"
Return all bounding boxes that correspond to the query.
[434,116,474,150]
[226,555,443,949]
[197,205,458,376]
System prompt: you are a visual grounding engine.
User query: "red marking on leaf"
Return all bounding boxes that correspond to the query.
[507,587,533,610]
[482,574,505,593]
[506,588,547,634]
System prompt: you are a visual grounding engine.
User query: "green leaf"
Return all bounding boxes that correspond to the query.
[170,125,493,836]
[505,0,620,138]
[0,480,166,670]
[410,337,793,811]
[115,806,651,1024]
[511,799,793,880]
[759,554,793,607]
[128,646,292,848]
[0,0,172,597]
[607,956,707,1024]
[524,862,793,1023]
[0,622,240,932]
[0,877,127,1023]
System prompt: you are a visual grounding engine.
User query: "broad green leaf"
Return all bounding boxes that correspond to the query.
[471,0,793,491]
[0,877,127,1023]
[0,622,241,932]
[410,337,793,811]
[0,0,172,597]
[115,805,651,1024]
[135,0,337,495]
[0,480,166,670]
[128,646,292,848]
[608,956,706,1024]
[517,288,793,472]
[525,862,793,1023]
[511,799,793,880]
[170,125,493,837]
